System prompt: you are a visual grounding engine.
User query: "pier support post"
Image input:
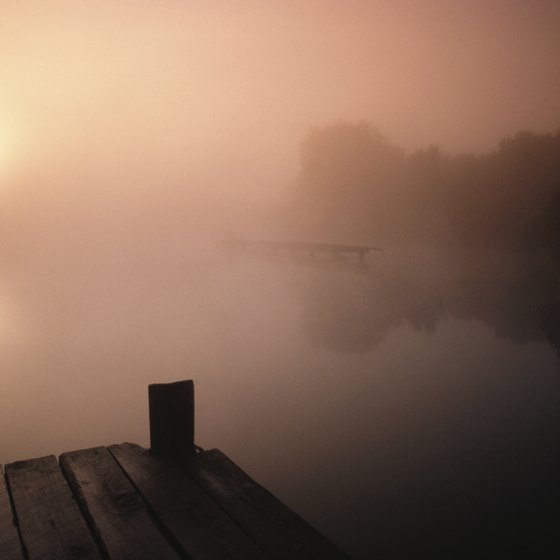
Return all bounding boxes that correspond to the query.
[149,380,194,459]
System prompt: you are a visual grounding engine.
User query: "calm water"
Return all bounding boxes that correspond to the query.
[1,243,560,558]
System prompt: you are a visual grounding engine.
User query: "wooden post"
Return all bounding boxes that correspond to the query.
[149,380,194,459]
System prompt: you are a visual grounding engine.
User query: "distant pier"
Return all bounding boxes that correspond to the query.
[218,237,382,265]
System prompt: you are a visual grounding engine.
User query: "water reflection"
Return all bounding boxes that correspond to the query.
[297,246,560,358]
[1,244,560,558]
[288,246,560,557]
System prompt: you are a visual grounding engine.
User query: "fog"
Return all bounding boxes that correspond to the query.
[2,1,560,558]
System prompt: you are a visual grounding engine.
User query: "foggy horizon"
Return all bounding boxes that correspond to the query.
[2,2,560,558]
[3,1,560,192]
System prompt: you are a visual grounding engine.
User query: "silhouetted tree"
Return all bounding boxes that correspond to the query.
[295,121,405,241]
[292,121,560,253]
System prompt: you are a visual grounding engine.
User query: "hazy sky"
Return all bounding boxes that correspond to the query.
[1,5,560,555]
[1,0,559,202]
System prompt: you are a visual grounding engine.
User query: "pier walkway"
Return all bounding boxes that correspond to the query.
[1,381,349,560]
[218,238,381,264]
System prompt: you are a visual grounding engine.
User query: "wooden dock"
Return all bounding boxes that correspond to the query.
[218,238,381,265]
[0,381,350,560]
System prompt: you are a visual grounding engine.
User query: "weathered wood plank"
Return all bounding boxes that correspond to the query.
[5,455,102,560]
[0,466,24,560]
[109,443,268,560]
[60,447,181,560]
[149,380,194,459]
[188,449,351,560]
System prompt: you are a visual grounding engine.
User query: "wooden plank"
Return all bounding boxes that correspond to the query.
[188,449,351,560]
[0,466,24,560]
[149,380,194,459]
[109,443,268,560]
[60,447,181,560]
[5,455,102,560]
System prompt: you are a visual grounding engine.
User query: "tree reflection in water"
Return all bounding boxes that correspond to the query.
[292,246,560,557]
[297,246,560,360]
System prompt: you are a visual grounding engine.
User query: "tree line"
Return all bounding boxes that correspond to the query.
[292,121,560,255]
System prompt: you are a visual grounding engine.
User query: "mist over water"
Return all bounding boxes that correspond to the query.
[2,1,560,558]
[2,240,560,557]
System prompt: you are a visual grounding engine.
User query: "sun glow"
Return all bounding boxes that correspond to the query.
[0,124,17,176]
[0,132,8,170]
